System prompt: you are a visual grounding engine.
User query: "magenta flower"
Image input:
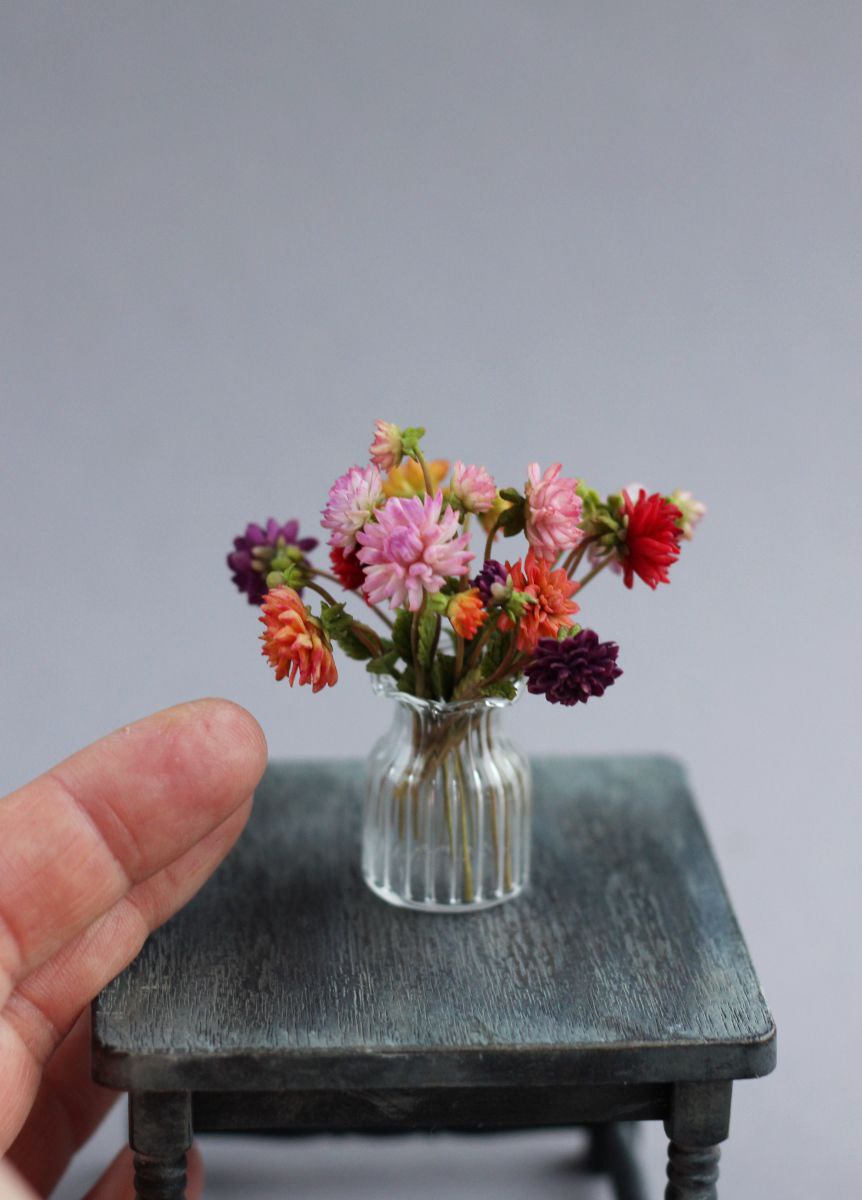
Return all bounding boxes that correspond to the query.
[369,420,403,472]
[524,462,583,562]
[321,465,384,551]
[451,460,496,513]
[356,491,473,611]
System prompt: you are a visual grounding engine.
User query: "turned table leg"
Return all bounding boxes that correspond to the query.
[664,1081,731,1200]
[129,1092,192,1200]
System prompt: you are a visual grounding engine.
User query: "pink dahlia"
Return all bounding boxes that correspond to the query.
[321,465,383,551]
[369,420,403,472]
[524,462,583,562]
[356,491,473,611]
[451,460,496,513]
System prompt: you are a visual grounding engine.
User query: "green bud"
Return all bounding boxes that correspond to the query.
[281,562,310,589]
[266,570,285,589]
[426,591,449,615]
[557,623,582,640]
[400,426,427,459]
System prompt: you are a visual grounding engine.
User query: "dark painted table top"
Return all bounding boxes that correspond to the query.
[92,757,775,1092]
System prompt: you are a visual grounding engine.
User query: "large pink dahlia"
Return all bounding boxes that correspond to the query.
[321,465,383,551]
[356,491,473,611]
[524,462,583,562]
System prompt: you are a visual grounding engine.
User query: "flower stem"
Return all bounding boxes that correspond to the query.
[575,555,613,592]
[483,516,504,564]
[413,449,436,497]
[454,634,465,686]
[303,579,339,607]
[312,568,394,630]
[411,599,426,698]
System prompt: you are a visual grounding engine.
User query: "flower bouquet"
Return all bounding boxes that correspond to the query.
[228,421,703,912]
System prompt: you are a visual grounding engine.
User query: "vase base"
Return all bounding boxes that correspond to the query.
[363,876,526,913]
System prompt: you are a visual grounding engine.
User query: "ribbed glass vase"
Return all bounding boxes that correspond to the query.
[362,675,532,912]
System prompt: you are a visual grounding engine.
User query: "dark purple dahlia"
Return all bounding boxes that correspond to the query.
[472,559,507,604]
[525,630,622,706]
[227,519,318,605]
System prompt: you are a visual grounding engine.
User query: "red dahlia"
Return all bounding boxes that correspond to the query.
[620,490,682,589]
[330,545,366,591]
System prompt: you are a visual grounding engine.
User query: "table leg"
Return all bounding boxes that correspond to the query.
[663,1081,732,1200]
[665,1142,721,1199]
[129,1091,192,1200]
[585,1123,647,1200]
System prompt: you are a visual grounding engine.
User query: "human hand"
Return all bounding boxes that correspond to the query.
[0,700,267,1198]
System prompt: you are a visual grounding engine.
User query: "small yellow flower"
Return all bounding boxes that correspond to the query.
[382,458,450,498]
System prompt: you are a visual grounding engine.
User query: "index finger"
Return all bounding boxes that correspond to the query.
[0,699,267,1005]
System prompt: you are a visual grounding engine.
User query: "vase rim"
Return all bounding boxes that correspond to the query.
[369,672,524,716]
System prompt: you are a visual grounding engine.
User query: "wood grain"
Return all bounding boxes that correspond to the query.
[92,756,775,1091]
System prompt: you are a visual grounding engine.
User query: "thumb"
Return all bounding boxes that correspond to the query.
[82,1145,204,1200]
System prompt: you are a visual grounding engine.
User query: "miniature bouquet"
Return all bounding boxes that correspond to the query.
[228,421,703,912]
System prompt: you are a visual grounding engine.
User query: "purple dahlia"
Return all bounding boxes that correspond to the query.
[472,559,507,604]
[525,630,622,706]
[227,519,317,605]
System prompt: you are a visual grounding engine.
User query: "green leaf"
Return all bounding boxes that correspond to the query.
[482,679,517,701]
[397,665,416,695]
[320,602,373,661]
[416,606,439,671]
[480,629,509,678]
[366,649,400,676]
[498,487,524,503]
[499,503,526,537]
[434,653,456,702]
[452,666,482,700]
[390,609,413,660]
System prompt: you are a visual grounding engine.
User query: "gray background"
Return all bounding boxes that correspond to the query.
[2,2,859,1196]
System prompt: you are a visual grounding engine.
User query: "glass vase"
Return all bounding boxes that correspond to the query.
[362,675,532,912]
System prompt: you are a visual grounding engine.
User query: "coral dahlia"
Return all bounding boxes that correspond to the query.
[227,519,318,606]
[524,462,583,562]
[525,630,622,706]
[356,491,473,611]
[620,489,682,589]
[259,586,338,691]
[498,550,580,652]
[447,589,487,640]
[321,465,383,551]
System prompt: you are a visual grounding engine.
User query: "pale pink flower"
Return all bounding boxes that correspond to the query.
[356,491,473,611]
[321,465,383,551]
[369,420,403,472]
[451,460,496,513]
[623,482,648,503]
[670,489,706,540]
[524,462,583,562]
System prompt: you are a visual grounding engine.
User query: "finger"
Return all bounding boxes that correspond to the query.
[82,1145,204,1200]
[5,1013,117,1198]
[3,797,253,1166]
[0,698,266,1005]
[0,1159,37,1200]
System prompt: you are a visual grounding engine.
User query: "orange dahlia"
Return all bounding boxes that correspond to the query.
[259,586,338,691]
[499,551,580,652]
[447,588,487,640]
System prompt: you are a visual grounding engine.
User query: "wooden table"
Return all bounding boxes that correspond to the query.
[91,757,776,1199]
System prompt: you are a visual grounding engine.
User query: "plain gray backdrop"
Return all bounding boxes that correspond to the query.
[2,2,859,1197]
